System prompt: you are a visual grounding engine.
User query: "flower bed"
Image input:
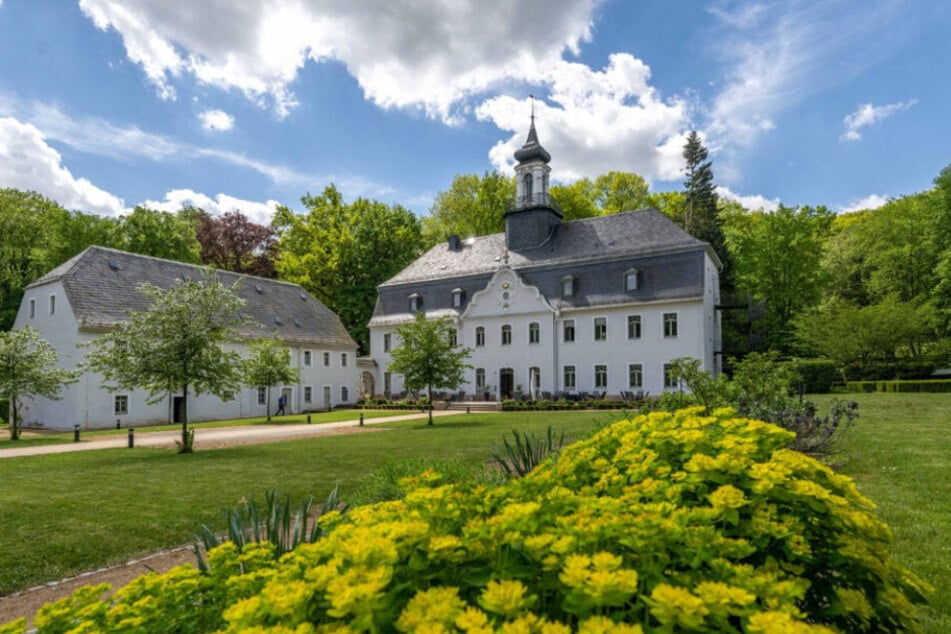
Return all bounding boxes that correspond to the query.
[6,408,929,633]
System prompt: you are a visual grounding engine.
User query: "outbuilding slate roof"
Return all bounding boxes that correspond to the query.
[27,246,356,348]
[381,208,713,287]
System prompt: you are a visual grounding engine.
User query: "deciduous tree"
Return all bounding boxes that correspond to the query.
[0,326,79,440]
[422,171,514,247]
[114,206,202,264]
[242,337,299,421]
[84,274,245,453]
[274,185,422,353]
[195,210,278,278]
[387,314,471,425]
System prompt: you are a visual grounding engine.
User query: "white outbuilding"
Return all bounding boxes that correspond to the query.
[14,246,359,429]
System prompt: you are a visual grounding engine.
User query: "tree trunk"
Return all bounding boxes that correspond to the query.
[427,383,433,426]
[180,384,191,453]
[266,385,272,422]
[10,397,18,441]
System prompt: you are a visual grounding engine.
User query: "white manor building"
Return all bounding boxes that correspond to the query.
[368,121,722,400]
[15,247,359,429]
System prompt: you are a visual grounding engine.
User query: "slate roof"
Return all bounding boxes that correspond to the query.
[381,208,714,287]
[27,246,356,348]
[513,120,551,164]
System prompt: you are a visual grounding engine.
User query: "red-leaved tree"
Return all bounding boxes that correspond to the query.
[194,210,278,278]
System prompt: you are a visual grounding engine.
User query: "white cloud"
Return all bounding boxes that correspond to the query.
[477,54,688,183]
[840,100,916,141]
[77,0,598,121]
[718,185,780,212]
[0,117,126,215]
[142,189,280,224]
[198,109,234,131]
[838,194,890,213]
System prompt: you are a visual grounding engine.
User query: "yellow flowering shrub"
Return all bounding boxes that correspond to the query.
[1,408,930,633]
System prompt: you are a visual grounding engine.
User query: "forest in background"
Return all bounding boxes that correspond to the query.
[2,145,949,380]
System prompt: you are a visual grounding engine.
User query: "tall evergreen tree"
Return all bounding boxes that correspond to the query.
[682,131,722,250]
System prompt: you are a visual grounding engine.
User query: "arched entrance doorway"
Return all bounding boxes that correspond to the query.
[499,367,514,400]
[358,371,375,400]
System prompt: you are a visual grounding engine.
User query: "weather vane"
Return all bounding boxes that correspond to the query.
[529,94,535,123]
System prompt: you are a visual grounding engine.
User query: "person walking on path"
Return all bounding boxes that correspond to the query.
[276,394,286,416]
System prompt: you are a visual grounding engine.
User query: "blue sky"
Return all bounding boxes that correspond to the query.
[1,1,949,223]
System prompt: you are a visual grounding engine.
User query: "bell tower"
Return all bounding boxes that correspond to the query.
[505,99,562,251]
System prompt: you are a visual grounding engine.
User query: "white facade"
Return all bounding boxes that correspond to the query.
[13,249,360,430]
[370,264,719,400]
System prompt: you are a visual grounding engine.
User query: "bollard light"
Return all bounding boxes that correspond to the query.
[307,413,311,424]
[74,424,80,442]
[359,413,364,427]
[466,405,470,414]
[128,428,134,448]
[116,419,121,429]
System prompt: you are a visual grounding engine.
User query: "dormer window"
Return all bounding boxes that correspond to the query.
[561,275,575,297]
[451,288,465,309]
[625,268,639,291]
[409,293,422,312]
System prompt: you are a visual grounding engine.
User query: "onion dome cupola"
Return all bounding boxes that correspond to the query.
[505,104,562,252]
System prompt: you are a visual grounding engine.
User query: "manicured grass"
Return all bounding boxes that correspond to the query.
[0,409,407,448]
[812,393,951,634]
[0,410,617,596]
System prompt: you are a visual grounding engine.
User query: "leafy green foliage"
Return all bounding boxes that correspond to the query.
[791,359,838,393]
[490,425,566,478]
[274,185,422,352]
[0,326,79,440]
[241,337,299,421]
[422,171,514,246]
[114,206,202,263]
[9,410,929,632]
[387,314,472,425]
[681,131,724,252]
[724,204,833,351]
[84,273,246,452]
[351,458,504,506]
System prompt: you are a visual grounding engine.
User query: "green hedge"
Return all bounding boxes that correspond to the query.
[5,409,930,633]
[845,379,951,393]
[792,359,837,394]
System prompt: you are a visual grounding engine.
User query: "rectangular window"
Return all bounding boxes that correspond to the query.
[595,365,608,389]
[594,317,607,341]
[563,365,576,390]
[303,350,312,366]
[222,389,236,401]
[563,319,575,343]
[628,364,643,388]
[383,333,391,352]
[664,364,678,389]
[341,386,349,401]
[449,328,458,347]
[384,372,392,395]
[257,387,267,405]
[664,313,678,338]
[475,327,485,347]
[475,368,486,392]
[501,325,512,345]
[49,294,56,315]
[341,353,348,367]
[627,315,641,339]
[29,299,35,319]
[323,352,330,367]
[529,322,540,344]
[114,394,129,416]
[304,386,313,404]
[562,277,574,297]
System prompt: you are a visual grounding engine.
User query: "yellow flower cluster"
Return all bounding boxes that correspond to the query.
[1,408,931,633]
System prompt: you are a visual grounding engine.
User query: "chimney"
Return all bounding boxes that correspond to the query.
[448,235,461,251]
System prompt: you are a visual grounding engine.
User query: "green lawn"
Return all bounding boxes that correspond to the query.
[0,397,947,632]
[815,393,951,633]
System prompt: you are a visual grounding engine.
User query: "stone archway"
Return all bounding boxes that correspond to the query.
[358,371,375,400]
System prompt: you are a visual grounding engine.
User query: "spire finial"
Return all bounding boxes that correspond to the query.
[529,94,535,125]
